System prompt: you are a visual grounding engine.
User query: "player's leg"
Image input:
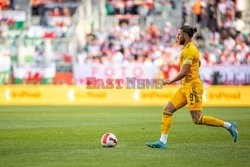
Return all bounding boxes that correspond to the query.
[161,87,188,143]
[145,102,177,149]
[190,110,238,142]
[186,85,238,142]
[159,102,176,144]
[190,110,227,127]
[146,88,187,148]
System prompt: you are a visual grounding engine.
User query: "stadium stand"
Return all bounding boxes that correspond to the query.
[0,0,249,85]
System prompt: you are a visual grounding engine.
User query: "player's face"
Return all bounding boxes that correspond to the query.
[177,30,186,45]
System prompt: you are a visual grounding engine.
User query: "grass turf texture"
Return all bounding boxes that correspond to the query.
[0,106,249,167]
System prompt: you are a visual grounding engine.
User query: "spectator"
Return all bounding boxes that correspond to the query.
[233,15,245,34]
[192,0,202,23]
[147,22,158,39]
[207,0,217,32]
[0,0,9,10]
[182,1,188,26]
[50,8,61,17]
[62,7,71,16]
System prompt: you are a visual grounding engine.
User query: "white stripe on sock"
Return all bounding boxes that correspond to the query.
[223,122,231,129]
[160,134,168,144]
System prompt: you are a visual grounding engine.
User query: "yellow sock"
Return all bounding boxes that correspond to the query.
[201,116,224,127]
[161,114,172,134]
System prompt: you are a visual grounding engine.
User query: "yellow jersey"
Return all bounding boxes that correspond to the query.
[180,41,202,86]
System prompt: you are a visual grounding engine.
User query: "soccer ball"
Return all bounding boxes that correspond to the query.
[101,133,118,147]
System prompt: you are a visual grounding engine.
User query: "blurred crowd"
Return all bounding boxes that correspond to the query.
[32,0,77,28]
[106,0,174,16]
[78,20,249,68]
[1,0,250,67]
[78,21,179,66]
[186,0,245,33]
[77,0,250,67]
[187,0,250,65]
[32,0,79,5]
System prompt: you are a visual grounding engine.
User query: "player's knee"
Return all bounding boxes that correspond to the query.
[193,116,203,125]
[193,118,199,124]
[163,104,175,115]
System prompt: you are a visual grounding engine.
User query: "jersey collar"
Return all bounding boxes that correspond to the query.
[183,41,193,49]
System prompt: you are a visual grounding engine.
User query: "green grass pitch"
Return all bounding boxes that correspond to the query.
[0,106,250,167]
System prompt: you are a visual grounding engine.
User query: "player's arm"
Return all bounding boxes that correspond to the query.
[163,64,190,85]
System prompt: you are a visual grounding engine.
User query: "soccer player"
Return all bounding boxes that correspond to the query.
[146,25,238,149]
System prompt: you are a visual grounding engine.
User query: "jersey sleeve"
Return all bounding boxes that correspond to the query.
[182,49,194,65]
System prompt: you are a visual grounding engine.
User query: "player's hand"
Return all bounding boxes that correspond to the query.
[163,79,172,85]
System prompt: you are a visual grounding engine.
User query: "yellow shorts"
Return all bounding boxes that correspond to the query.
[170,83,203,111]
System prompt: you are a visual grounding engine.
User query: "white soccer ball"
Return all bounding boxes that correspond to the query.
[101,133,118,147]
